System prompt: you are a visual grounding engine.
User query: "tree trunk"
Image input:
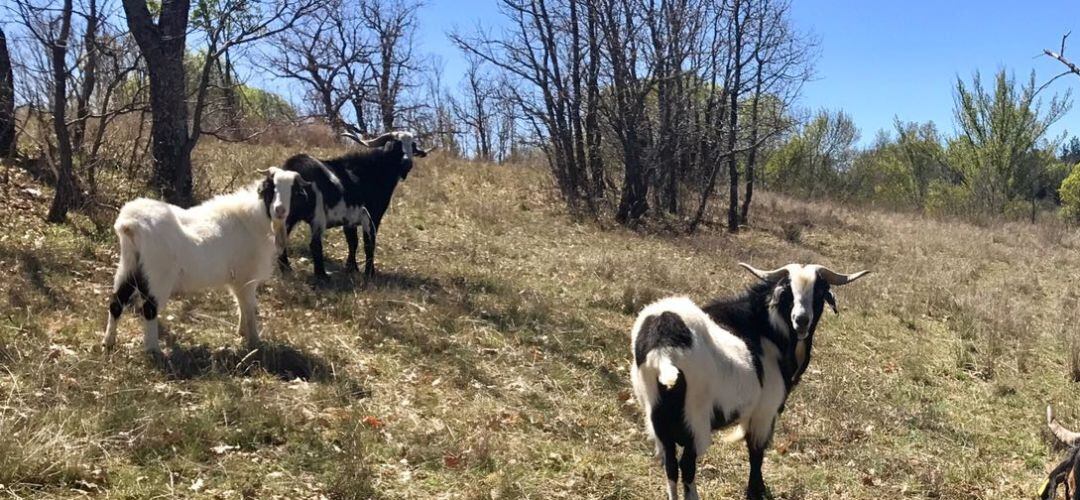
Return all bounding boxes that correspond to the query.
[0,28,15,159]
[122,0,194,207]
[725,0,744,233]
[147,53,193,205]
[740,59,763,225]
[47,0,82,223]
[71,0,99,152]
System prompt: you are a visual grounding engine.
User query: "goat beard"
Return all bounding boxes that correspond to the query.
[272,219,287,253]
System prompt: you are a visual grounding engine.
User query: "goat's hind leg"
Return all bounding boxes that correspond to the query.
[679,446,699,500]
[140,293,162,353]
[103,271,139,349]
[659,439,679,500]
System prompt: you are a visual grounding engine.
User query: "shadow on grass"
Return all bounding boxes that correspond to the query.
[149,340,354,387]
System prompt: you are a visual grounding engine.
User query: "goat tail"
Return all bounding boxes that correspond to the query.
[656,355,681,389]
[114,220,140,275]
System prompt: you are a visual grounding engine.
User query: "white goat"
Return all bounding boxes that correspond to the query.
[103,167,309,352]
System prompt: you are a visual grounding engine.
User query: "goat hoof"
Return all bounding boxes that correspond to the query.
[345,264,360,274]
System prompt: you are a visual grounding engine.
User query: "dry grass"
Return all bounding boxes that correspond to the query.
[2,142,1080,498]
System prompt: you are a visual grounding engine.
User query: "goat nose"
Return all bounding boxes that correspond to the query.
[274,206,286,218]
[794,315,810,327]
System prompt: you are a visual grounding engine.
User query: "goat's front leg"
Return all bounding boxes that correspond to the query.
[310,229,328,278]
[278,220,298,272]
[744,422,774,500]
[232,285,260,348]
[343,225,360,273]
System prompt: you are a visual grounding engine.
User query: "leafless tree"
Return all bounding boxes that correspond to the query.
[121,0,317,206]
[452,57,495,160]
[8,0,85,221]
[263,0,372,133]
[361,0,424,131]
[451,0,604,213]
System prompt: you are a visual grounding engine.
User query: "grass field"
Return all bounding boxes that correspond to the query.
[2,143,1080,499]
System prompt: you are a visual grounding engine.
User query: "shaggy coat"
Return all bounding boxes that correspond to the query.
[631,263,868,500]
[278,131,429,277]
[103,168,307,352]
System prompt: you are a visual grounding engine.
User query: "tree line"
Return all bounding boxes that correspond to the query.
[3,0,1080,230]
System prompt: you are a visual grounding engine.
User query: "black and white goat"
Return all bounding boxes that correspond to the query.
[103,168,309,352]
[278,130,432,278]
[1042,405,1080,500]
[630,263,869,500]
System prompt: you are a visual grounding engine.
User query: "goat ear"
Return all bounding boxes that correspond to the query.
[824,290,838,314]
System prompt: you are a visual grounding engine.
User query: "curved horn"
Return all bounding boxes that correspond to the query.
[738,262,791,282]
[340,131,364,144]
[1048,405,1080,446]
[413,143,438,157]
[816,266,870,286]
[359,132,396,148]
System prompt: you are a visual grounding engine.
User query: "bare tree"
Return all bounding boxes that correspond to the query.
[361,0,423,131]
[122,0,316,206]
[0,27,14,158]
[453,57,495,160]
[9,0,85,221]
[264,0,372,132]
[739,0,815,225]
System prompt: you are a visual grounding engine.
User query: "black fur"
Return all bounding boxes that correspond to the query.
[1044,442,1080,499]
[634,311,693,366]
[279,141,417,278]
[109,261,151,317]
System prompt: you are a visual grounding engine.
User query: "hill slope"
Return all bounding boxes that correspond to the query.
[1,147,1079,498]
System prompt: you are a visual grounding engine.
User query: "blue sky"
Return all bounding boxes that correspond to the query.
[419,0,1080,146]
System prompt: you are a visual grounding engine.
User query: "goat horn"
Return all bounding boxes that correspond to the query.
[340,132,364,144]
[738,263,791,282]
[816,266,870,286]
[359,132,396,148]
[1048,405,1080,446]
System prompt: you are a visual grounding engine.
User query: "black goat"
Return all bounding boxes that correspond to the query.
[630,263,869,500]
[1043,405,1080,500]
[278,130,432,278]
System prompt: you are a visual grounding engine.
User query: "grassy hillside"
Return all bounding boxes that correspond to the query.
[2,144,1079,499]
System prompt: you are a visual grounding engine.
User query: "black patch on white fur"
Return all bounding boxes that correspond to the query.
[652,371,695,448]
[634,311,693,366]
[711,406,740,431]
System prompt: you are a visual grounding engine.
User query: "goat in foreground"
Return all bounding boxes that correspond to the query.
[103,168,309,352]
[1042,405,1080,500]
[630,263,869,499]
[278,129,432,278]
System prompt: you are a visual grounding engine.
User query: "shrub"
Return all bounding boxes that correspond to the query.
[1058,163,1080,221]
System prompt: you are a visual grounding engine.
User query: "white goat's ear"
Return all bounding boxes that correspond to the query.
[824,290,838,314]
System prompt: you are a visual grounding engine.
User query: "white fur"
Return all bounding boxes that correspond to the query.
[103,169,302,352]
[630,296,789,459]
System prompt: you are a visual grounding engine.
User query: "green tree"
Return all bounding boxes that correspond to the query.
[952,69,1071,215]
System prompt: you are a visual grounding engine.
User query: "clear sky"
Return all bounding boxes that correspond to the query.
[419,0,1080,146]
